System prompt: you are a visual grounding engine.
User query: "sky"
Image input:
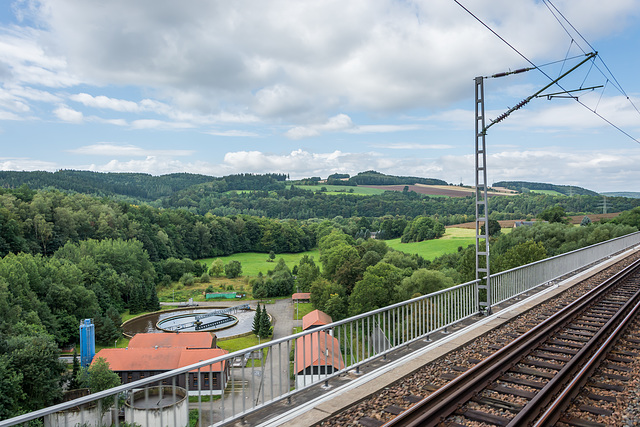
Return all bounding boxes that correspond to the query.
[1,0,640,193]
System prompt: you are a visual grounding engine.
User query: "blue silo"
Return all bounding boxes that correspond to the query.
[80,319,96,367]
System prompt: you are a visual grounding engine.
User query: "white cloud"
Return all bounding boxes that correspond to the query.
[0,26,78,87]
[25,0,639,120]
[438,148,640,192]
[285,114,355,139]
[53,104,83,123]
[130,119,194,130]
[380,143,454,150]
[69,143,194,157]
[205,130,260,137]
[0,156,58,171]
[90,156,214,176]
[349,124,427,134]
[70,93,142,112]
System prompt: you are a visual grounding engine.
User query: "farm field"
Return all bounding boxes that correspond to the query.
[385,227,476,260]
[296,184,387,195]
[529,189,563,196]
[200,249,321,277]
[358,184,516,198]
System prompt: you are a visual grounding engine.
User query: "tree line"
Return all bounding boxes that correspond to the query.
[0,170,287,202]
[160,185,640,220]
[303,214,639,321]
[0,187,315,261]
[0,237,160,420]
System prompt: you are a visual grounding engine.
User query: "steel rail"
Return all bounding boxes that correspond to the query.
[383,257,640,427]
[530,286,640,426]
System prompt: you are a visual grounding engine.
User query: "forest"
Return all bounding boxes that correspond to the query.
[1,171,640,419]
[493,180,599,196]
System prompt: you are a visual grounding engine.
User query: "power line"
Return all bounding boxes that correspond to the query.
[452,0,640,145]
[543,0,640,118]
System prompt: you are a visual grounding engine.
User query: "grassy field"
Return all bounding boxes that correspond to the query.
[295,185,387,195]
[217,335,269,367]
[197,228,475,279]
[529,189,563,196]
[294,302,314,320]
[157,228,476,303]
[156,276,250,302]
[385,227,476,260]
[199,249,320,277]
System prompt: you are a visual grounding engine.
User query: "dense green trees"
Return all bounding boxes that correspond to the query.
[309,220,639,318]
[538,205,569,224]
[77,357,121,416]
[224,260,243,278]
[251,304,271,338]
[612,207,640,229]
[250,258,294,298]
[0,189,316,261]
[481,219,502,236]
[0,325,64,419]
[401,216,445,243]
[294,255,320,292]
[396,269,453,301]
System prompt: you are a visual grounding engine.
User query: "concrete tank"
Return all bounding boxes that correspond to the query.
[125,386,188,427]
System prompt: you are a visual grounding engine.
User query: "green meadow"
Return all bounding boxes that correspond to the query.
[384,227,476,260]
[529,189,563,196]
[198,228,474,276]
[296,185,387,195]
[199,249,321,277]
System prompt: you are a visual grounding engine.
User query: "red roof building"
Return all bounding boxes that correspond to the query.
[302,309,333,331]
[294,330,344,376]
[94,346,228,394]
[292,292,311,301]
[128,332,214,349]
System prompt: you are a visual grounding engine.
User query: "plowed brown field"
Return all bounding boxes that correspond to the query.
[358,184,514,198]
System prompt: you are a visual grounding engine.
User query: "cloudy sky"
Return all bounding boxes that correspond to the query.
[1,0,640,192]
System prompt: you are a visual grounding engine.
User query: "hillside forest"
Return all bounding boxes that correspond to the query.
[1,170,640,419]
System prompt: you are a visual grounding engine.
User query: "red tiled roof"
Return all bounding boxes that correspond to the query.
[295,331,344,373]
[292,292,311,300]
[178,349,227,372]
[128,332,213,349]
[302,309,333,330]
[94,347,227,372]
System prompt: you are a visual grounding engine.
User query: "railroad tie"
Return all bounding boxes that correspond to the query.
[358,417,383,427]
[559,415,607,427]
[457,408,510,427]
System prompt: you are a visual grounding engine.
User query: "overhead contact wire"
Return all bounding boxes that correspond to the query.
[453,0,640,144]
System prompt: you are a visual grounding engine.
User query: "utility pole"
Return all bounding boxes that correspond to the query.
[601,195,608,214]
[474,52,597,314]
[474,76,490,314]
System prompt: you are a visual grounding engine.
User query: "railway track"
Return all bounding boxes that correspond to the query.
[380,257,640,427]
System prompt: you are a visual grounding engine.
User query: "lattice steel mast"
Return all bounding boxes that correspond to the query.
[475,52,597,314]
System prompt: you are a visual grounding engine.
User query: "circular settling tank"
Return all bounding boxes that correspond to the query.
[122,307,255,338]
[125,386,188,427]
[156,312,238,332]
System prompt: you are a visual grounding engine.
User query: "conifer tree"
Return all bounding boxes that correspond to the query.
[68,350,81,390]
[252,304,262,335]
[259,306,271,338]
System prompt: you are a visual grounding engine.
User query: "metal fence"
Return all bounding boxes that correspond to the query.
[3,231,640,427]
[489,231,640,308]
[0,280,479,427]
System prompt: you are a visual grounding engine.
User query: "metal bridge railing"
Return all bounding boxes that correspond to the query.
[0,280,479,427]
[489,231,640,308]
